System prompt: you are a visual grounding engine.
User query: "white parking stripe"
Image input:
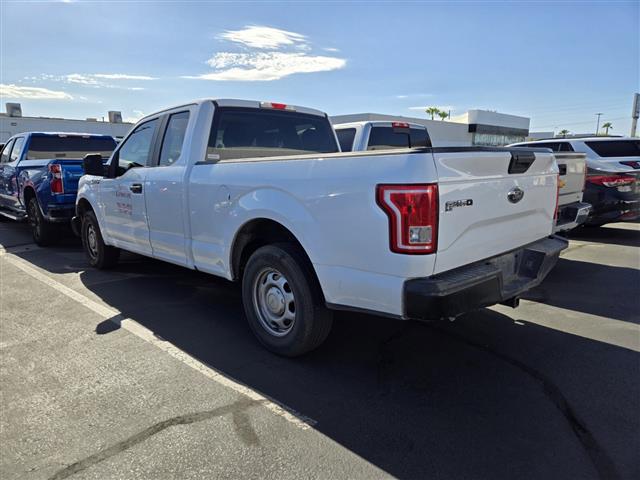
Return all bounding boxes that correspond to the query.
[0,249,316,430]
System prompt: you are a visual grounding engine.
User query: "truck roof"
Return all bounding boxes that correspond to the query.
[14,132,115,138]
[333,120,427,130]
[138,99,329,123]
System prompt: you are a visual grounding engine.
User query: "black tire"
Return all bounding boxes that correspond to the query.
[81,210,120,269]
[28,197,58,246]
[241,243,333,357]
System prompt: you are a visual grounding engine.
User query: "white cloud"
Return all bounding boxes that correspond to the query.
[0,83,73,100]
[323,47,340,52]
[188,25,346,82]
[188,52,346,81]
[219,26,306,49]
[93,73,156,80]
[65,73,100,85]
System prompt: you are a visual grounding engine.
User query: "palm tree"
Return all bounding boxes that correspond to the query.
[558,129,570,138]
[438,110,449,121]
[601,122,613,135]
[425,107,440,120]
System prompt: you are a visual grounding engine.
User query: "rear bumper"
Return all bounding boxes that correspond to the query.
[44,205,75,223]
[583,183,640,225]
[554,202,591,232]
[403,236,567,320]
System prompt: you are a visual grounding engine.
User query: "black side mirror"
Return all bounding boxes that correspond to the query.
[83,154,105,176]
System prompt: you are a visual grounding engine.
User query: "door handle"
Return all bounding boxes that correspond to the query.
[130,183,143,194]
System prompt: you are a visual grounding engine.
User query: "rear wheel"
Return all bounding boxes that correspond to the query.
[242,243,333,357]
[81,210,120,269]
[28,197,58,246]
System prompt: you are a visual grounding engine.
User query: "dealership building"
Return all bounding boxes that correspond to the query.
[0,103,133,143]
[331,109,532,147]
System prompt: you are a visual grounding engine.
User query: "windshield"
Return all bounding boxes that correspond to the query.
[585,140,640,158]
[207,107,339,161]
[26,135,117,160]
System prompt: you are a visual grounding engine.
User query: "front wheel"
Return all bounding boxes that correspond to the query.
[242,243,333,357]
[28,197,58,246]
[81,210,120,269]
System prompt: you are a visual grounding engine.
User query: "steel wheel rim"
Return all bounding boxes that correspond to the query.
[86,223,99,260]
[252,267,296,337]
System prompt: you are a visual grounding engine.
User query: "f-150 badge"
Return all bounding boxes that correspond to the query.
[445,199,473,211]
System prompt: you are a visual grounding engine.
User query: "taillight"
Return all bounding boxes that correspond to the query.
[586,175,635,188]
[259,101,295,111]
[376,184,438,254]
[49,164,64,194]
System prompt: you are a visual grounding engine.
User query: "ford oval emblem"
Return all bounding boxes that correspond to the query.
[507,187,525,204]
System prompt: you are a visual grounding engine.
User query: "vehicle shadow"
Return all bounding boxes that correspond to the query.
[522,257,640,323]
[568,225,640,248]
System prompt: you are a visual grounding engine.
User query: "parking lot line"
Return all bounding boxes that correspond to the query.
[0,248,317,431]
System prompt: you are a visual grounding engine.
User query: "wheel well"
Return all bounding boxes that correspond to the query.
[23,187,36,206]
[76,198,94,216]
[231,219,317,284]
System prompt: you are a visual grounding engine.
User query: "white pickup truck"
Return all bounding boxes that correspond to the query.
[75,99,567,356]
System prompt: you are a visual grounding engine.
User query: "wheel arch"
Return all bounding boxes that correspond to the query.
[230,218,324,301]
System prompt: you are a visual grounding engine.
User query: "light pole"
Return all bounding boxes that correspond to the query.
[595,113,603,135]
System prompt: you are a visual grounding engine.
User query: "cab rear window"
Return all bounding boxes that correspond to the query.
[207,107,339,161]
[367,126,432,150]
[585,140,640,157]
[26,135,116,160]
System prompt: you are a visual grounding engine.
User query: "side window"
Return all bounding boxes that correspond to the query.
[336,128,356,152]
[1,139,15,163]
[158,111,190,167]
[537,142,559,152]
[10,137,25,162]
[558,142,575,152]
[115,119,158,175]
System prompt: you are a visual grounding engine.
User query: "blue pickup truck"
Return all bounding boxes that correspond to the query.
[0,132,117,245]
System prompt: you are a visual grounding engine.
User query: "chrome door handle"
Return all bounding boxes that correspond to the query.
[130,183,143,194]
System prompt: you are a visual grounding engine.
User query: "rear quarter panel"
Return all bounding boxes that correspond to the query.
[188,151,439,316]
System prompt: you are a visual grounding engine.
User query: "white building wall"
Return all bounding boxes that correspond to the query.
[0,116,133,142]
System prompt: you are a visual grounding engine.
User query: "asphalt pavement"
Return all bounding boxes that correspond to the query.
[1,220,638,480]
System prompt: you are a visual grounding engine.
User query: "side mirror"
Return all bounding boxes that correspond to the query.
[83,154,105,176]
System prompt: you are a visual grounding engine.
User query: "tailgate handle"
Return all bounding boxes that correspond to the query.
[508,151,535,174]
[558,164,567,175]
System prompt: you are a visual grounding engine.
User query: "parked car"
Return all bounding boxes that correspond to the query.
[75,99,566,356]
[509,137,640,226]
[334,120,431,152]
[0,132,117,245]
[337,121,591,233]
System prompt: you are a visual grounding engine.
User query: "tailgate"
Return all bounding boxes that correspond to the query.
[432,147,558,274]
[554,153,586,205]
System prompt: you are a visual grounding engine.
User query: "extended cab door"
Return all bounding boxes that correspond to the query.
[144,108,193,266]
[99,118,159,255]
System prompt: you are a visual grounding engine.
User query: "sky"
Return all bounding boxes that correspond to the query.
[1,0,638,135]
